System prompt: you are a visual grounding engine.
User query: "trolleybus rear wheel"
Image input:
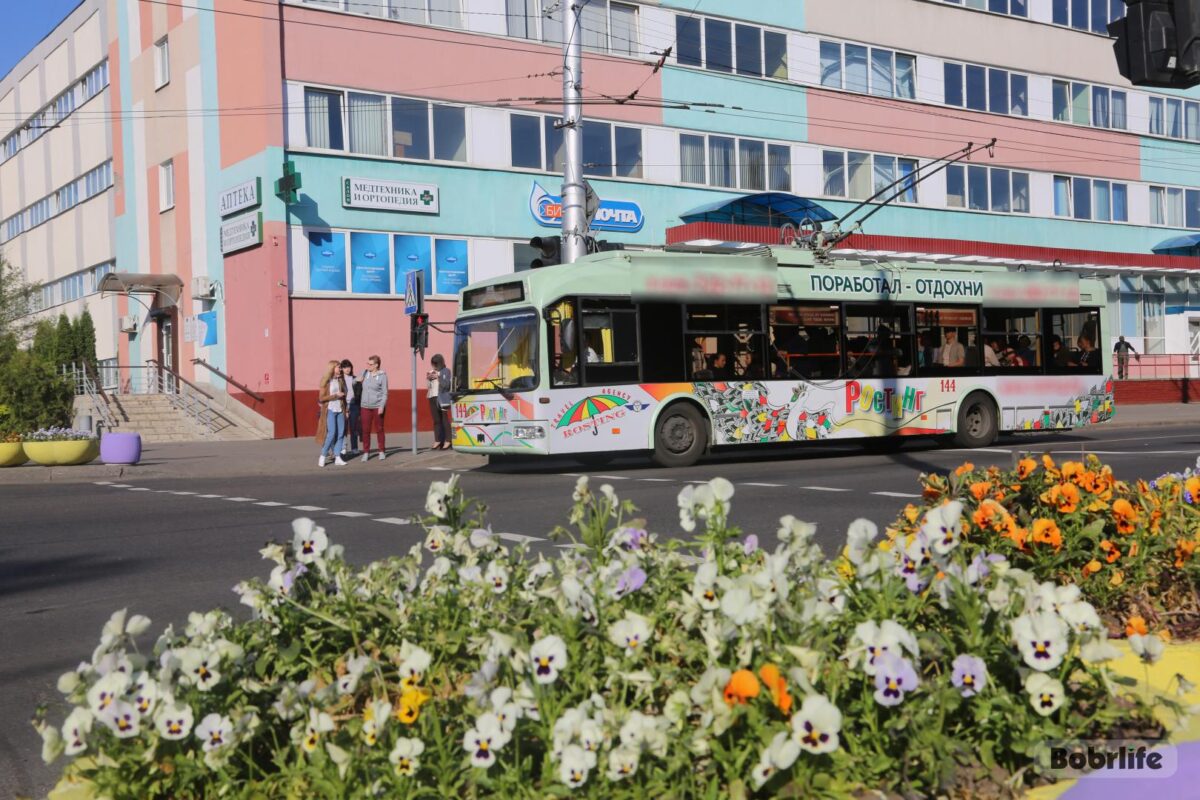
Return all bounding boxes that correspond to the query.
[953,393,998,448]
[652,403,707,468]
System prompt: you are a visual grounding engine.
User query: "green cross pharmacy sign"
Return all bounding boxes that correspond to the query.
[342,177,440,214]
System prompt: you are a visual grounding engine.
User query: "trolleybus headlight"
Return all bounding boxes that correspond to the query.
[513,425,546,440]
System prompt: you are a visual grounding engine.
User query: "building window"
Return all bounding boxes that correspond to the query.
[159,160,175,211]
[1052,0,1124,32]
[820,41,915,98]
[358,0,463,28]
[674,16,788,78]
[510,113,542,168]
[822,150,916,202]
[944,0,1028,16]
[681,134,784,190]
[1148,95,1198,139]
[615,125,643,178]
[1053,80,1127,129]
[82,61,109,101]
[432,104,467,161]
[154,37,170,89]
[1054,175,1129,221]
[947,164,1030,213]
[680,134,706,184]
[348,92,389,156]
[768,144,790,191]
[83,161,113,198]
[28,198,51,228]
[1149,185,1195,227]
[307,230,470,297]
[304,88,344,150]
[57,181,79,213]
[507,0,637,55]
[392,98,430,160]
[944,61,1028,115]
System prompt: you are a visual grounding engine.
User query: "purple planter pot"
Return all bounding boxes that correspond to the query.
[100,432,142,465]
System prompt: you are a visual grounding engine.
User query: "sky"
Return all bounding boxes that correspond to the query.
[1,0,84,82]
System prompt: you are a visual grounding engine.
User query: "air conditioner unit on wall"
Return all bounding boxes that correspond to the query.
[119,314,138,333]
[191,276,216,300]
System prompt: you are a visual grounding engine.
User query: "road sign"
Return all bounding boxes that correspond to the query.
[404,270,424,316]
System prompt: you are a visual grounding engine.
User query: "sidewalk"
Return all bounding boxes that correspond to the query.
[0,431,485,484]
[2,403,1197,485]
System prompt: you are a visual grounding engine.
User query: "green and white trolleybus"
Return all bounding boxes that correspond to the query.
[450,245,1114,467]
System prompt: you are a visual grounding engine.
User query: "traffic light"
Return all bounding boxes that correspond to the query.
[1110,0,1200,88]
[410,312,429,352]
[529,236,561,269]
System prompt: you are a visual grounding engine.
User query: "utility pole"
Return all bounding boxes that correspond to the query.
[560,1,587,264]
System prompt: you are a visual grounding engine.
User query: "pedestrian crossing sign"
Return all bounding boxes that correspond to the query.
[404,270,423,316]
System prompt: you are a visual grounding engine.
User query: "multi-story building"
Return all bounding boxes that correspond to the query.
[6,0,1200,436]
[0,0,115,376]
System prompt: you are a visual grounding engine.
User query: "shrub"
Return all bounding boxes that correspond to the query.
[898,455,1200,638]
[37,477,1182,799]
[0,349,73,435]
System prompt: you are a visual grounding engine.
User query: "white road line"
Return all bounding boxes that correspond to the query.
[93,481,113,485]
[427,466,449,471]
[170,491,196,495]
[255,501,287,507]
[127,487,150,492]
[374,517,412,526]
[594,475,628,480]
[742,482,783,488]
[109,483,131,488]
[330,511,370,518]
[685,479,710,484]
[944,447,1016,454]
[225,497,257,502]
[291,505,325,512]
[639,477,675,482]
[799,486,850,492]
[197,494,224,499]
[497,532,542,543]
[873,491,922,498]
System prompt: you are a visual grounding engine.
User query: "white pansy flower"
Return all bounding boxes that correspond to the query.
[300,708,335,753]
[259,543,286,566]
[361,699,392,746]
[338,654,373,696]
[489,687,523,732]
[1025,672,1065,716]
[195,713,234,752]
[849,620,920,676]
[177,647,222,691]
[1080,635,1123,664]
[778,514,817,545]
[36,720,63,764]
[399,641,432,686]
[923,501,964,555]
[61,707,93,756]
[530,635,568,684]
[802,578,845,623]
[125,614,151,637]
[1028,581,1081,615]
[692,559,721,610]
[572,475,592,503]
[720,581,765,627]
[484,561,510,594]
[618,711,669,758]
[154,699,195,740]
[608,612,652,657]
[791,694,842,754]
[1011,611,1070,671]
[607,745,640,781]
[57,671,81,696]
[389,736,425,776]
[424,526,451,555]
[559,743,593,788]
[986,581,1013,613]
[291,518,328,564]
[86,670,131,715]
[1129,633,1166,665]
[469,528,498,551]
[751,731,801,789]
[1059,601,1102,635]
[463,712,510,768]
[425,474,459,518]
[103,700,140,739]
[845,518,878,564]
[130,672,159,717]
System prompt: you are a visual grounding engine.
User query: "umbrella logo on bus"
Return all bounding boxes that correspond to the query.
[529,183,645,233]
[554,392,638,438]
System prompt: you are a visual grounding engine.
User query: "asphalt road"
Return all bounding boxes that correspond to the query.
[4,423,1200,797]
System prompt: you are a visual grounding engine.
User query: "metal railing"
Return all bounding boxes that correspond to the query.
[61,361,117,432]
[145,359,220,436]
[191,358,266,402]
[1112,353,1200,380]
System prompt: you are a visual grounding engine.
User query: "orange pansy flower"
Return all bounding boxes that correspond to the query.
[1041,483,1080,514]
[954,462,975,477]
[758,664,793,716]
[1128,540,1139,558]
[969,481,992,502]
[1031,519,1063,550]
[1099,539,1121,563]
[1016,458,1037,480]
[1112,499,1138,535]
[1002,521,1029,551]
[723,669,760,706]
[1176,538,1197,568]
[1082,559,1102,578]
[1109,570,1124,587]
[1125,616,1148,637]
[1187,476,1200,502]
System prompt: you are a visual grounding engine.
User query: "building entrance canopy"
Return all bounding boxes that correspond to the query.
[97,272,184,306]
[679,193,836,228]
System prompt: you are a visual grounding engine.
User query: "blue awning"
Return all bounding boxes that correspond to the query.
[1152,233,1200,253]
[680,192,836,227]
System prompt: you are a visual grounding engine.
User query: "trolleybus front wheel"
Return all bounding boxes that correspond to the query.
[953,393,998,449]
[652,403,708,468]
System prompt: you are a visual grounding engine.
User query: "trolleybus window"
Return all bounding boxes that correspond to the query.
[768,303,841,380]
[685,304,767,380]
[916,305,979,374]
[1047,308,1101,373]
[547,299,580,388]
[844,304,915,378]
[580,298,640,385]
[453,311,539,393]
[982,309,1041,371]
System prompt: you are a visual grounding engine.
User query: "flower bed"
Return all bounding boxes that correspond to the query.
[23,428,99,466]
[896,455,1200,639]
[37,472,1189,798]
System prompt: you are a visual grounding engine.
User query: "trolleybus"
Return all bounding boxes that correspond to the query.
[450,246,1113,467]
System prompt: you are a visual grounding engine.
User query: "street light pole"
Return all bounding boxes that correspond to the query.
[560,1,587,265]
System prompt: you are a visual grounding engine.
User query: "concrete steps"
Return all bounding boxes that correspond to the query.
[100,394,260,443]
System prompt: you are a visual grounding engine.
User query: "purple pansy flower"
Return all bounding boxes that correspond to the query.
[951,654,987,698]
[873,652,920,706]
[743,534,759,555]
[613,566,647,598]
[619,528,650,551]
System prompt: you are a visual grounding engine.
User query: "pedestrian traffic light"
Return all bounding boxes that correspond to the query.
[1110,0,1200,88]
[410,312,429,352]
[529,236,561,269]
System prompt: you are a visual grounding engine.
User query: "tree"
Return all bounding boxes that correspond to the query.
[31,319,57,363]
[74,309,97,370]
[0,255,39,343]
[0,348,73,434]
[53,313,73,369]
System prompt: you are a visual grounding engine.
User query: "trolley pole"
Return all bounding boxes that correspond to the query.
[560,1,587,264]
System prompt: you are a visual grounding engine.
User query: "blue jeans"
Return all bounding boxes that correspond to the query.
[321,410,346,458]
[346,403,361,451]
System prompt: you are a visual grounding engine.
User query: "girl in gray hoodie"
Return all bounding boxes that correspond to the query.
[359,355,388,461]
